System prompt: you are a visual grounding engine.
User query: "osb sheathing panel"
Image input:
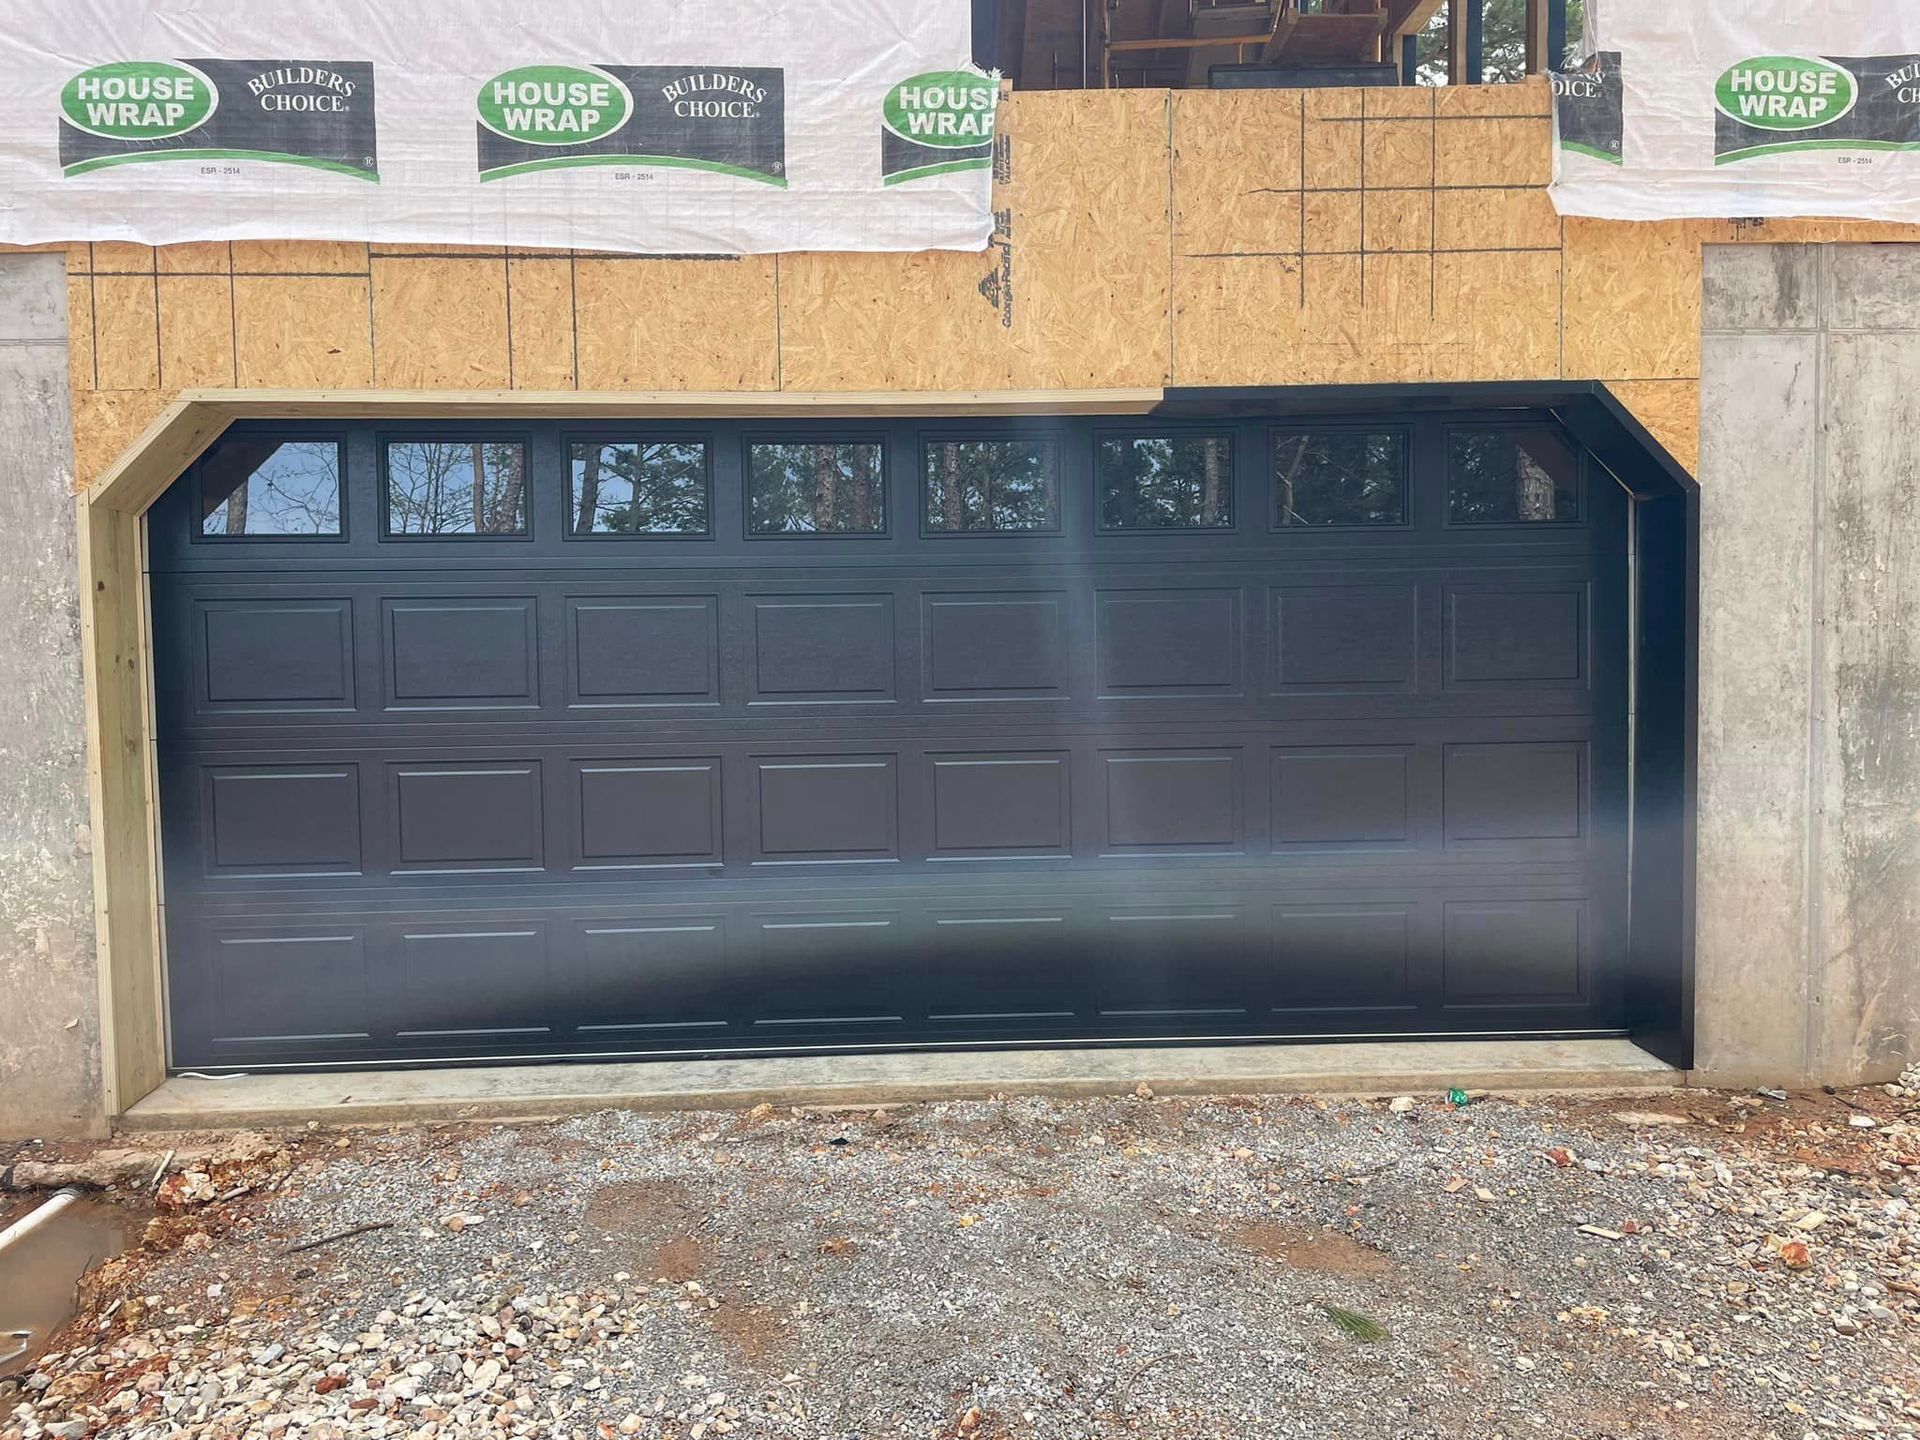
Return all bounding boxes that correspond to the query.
[157,276,237,389]
[47,77,1920,492]
[506,258,577,391]
[370,258,511,389]
[231,276,373,389]
[1005,89,1172,388]
[575,257,778,391]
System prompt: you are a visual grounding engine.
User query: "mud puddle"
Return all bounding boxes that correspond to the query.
[0,1194,140,1379]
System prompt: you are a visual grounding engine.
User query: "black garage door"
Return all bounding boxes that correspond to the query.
[150,409,1628,1070]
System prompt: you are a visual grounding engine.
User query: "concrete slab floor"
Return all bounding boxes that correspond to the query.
[121,1038,1679,1131]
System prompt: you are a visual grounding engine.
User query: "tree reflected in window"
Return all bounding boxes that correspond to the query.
[1097,435,1233,530]
[1273,430,1406,526]
[569,441,708,535]
[748,442,885,534]
[1447,428,1580,524]
[200,438,341,536]
[924,439,1059,532]
[385,441,528,536]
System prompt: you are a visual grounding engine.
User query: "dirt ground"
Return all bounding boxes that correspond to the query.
[5,1084,1920,1440]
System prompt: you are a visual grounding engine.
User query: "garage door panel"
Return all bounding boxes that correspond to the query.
[205,765,363,876]
[389,761,544,872]
[1099,909,1254,1019]
[1271,904,1417,1013]
[1101,749,1243,853]
[196,598,356,712]
[751,917,905,1027]
[571,758,723,869]
[383,598,539,710]
[154,410,1630,1068]
[387,924,554,1038]
[1443,742,1586,849]
[923,592,1070,701]
[750,594,896,704]
[928,752,1071,857]
[567,597,720,708]
[207,928,373,1045]
[1444,582,1588,689]
[1096,588,1244,698]
[1442,898,1586,1008]
[1271,585,1418,693]
[927,914,1081,1023]
[574,920,731,1034]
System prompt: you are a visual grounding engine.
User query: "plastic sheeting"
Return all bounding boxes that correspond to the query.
[1553,0,1920,221]
[0,0,997,253]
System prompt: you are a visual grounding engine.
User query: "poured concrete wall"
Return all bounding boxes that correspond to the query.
[0,252,103,1137]
[1697,244,1920,1087]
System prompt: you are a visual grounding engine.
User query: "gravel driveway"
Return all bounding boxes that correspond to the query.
[6,1085,1920,1440]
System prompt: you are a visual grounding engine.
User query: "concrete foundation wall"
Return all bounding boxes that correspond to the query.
[1697,244,1920,1087]
[0,252,102,1137]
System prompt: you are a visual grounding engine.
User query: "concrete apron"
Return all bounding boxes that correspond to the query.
[120,1039,1678,1131]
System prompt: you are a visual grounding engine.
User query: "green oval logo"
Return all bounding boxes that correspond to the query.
[882,70,996,148]
[61,61,217,142]
[1714,55,1857,132]
[478,65,632,146]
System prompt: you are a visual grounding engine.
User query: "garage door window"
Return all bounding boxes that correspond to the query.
[568,440,710,537]
[1096,433,1234,531]
[924,438,1060,534]
[1272,428,1406,528]
[385,440,529,537]
[1447,426,1580,525]
[198,437,342,538]
[748,440,886,535]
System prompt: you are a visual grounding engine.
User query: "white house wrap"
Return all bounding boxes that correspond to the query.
[1553,0,1920,222]
[0,0,996,254]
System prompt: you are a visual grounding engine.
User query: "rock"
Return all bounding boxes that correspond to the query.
[1388,1097,1417,1114]
[7,1149,164,1189]
[1612,1111,1692,1127]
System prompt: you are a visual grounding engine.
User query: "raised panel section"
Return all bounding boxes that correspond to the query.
[1097,589,1241,696]
[751,595,894,703]
[384,598,538,709]
[930,753,1070,856]
[1272,748,1410,847]
[568,597,718,707]
[1102,750,1241,851]
[207,766,361,875]
[1272,586,1416,691]
[394,925,551,1035]
[1445,584,1586,686]
[754,756,898,860]
[199,599,354,709]
[927,914,1079,1022]
[576,921,728,1032]
[752,917,902,1026]
[1444,742,1584,844]
[1272,905,1413,1011]
[573,760,721,868]
[923,593,1068,700]
[210,930,369,1042]
[391,763,543,871]
[1100,910,1250,1017]
[1443,899,1585,1006]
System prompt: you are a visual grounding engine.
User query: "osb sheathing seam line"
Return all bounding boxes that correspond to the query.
[779,249,1015,392]
[1172,89,1305,258]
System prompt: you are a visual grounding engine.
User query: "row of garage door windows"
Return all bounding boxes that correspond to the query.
[197,423,1583,541]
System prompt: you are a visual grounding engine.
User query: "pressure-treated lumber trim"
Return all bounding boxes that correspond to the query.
[78,499,164,1115]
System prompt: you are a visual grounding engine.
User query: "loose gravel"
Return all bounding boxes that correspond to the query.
[7,1083,1920,1440]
